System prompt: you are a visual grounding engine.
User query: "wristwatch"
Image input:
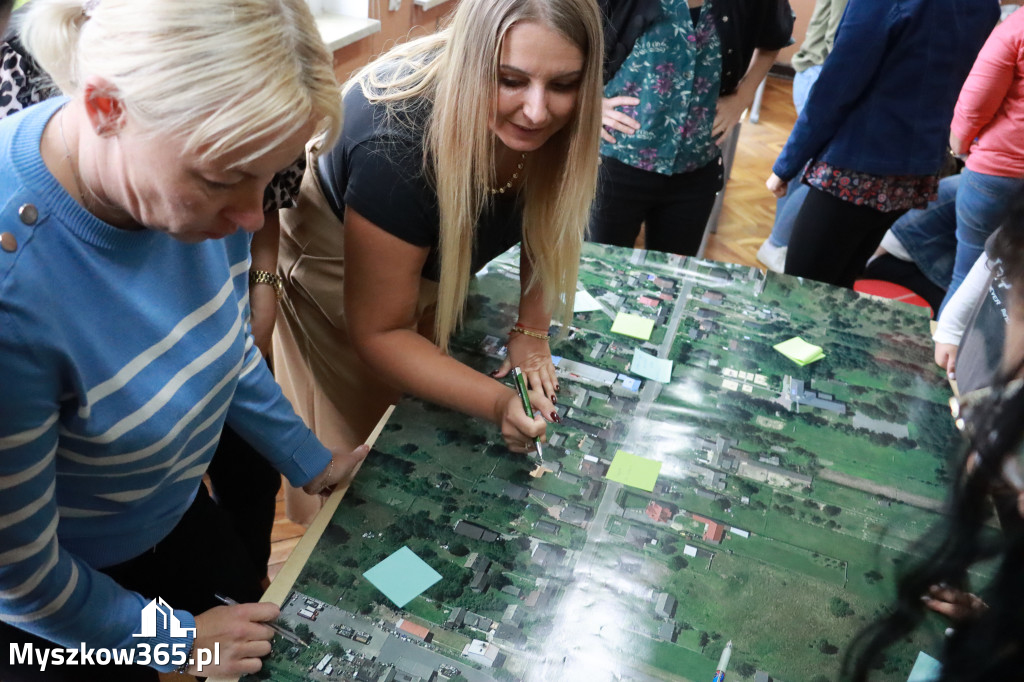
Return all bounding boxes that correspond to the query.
[249,269,283,301]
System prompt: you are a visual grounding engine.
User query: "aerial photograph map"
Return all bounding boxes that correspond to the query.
[244,243,974,682]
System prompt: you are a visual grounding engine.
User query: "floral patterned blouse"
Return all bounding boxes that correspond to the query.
[601,0,722,176]
[804,161,939,213]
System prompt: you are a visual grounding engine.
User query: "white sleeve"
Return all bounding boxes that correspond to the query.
[933,255,994,346]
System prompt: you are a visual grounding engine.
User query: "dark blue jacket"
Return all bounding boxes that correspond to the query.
[773,0,999,180]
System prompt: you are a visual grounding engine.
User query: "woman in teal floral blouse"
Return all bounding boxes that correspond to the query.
[591,0,793,256]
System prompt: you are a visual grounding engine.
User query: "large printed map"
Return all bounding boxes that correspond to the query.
[246,244,966,682]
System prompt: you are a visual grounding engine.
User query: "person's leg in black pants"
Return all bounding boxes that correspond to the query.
[785,187,907,287]
[589,156,724,257]
[644,157,724,256]
[0,484,265,681]
[205,425,282,580]
[588,156,661,248]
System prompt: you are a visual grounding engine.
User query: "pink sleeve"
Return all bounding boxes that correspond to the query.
[950,11,1023,145]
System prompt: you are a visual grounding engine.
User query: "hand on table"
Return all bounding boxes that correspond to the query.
[601,96,641,144]
[302,444,370,497]
[921,584,987,621]
[495,331,559,405]
[934,342,958,380]
[189,602,280,676]
[766,173,788,199]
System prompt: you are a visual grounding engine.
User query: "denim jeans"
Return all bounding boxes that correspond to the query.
[887,173,960,289]
[766,65,821,247]
[791,64,821,114]
[942,168,1024,312]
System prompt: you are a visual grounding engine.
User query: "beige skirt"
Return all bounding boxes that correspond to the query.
[273,142,438,524]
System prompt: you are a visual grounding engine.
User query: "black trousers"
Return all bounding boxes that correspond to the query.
[588,155,724,256]
[861,253,947,316]
[0,437,275,681]
[205,425,282,574]
[785,186,907,288]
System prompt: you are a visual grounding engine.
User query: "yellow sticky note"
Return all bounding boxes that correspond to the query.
[611,312,655,341]
[774,337,825,366]
[606,450,662,491]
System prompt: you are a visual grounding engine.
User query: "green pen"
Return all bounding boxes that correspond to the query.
[512,366,544,462]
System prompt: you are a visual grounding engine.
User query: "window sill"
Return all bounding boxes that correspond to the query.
[314,13,381,51]
[413,0,453,10]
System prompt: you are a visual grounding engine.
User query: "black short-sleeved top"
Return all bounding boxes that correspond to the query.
[316,83,523,282]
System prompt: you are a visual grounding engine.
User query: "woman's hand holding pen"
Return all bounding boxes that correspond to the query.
[492,333,557,452]
[497,389,548,454]
[191,601,280,676]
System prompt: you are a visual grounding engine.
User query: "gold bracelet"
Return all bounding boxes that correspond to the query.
[249,269,283,301]
[509,325,550,340]
[318,457,335,495]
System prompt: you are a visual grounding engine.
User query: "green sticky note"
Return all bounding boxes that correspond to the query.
[606,450,662,491]
[773,336,825,366]
[362,546,442,608]
[611,312,655,341]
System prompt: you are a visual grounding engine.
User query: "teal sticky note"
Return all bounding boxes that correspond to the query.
[631,348,673,383]
[907,651,942,682]
[606,450,662,492]
[362,546,442,608]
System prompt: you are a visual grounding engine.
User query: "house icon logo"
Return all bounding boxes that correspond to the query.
[133,597,197,638]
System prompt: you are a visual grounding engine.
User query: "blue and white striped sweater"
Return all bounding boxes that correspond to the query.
[0,97,331,669]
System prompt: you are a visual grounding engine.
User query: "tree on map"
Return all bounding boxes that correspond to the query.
[829,597,854,618]
[670,556,689,570]
[816,638,838,655]
[736,662,756,677]
[864,570,883,584]
[294,624,313,643]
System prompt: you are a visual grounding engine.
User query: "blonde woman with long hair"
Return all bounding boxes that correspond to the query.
[274,0,604,522]
[0,0,365,678]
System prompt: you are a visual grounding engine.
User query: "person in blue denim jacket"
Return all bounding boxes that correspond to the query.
[765,0,999,288]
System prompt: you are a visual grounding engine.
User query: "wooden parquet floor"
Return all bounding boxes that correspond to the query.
[264,76,800,580]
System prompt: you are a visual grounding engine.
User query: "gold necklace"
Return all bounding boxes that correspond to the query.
[491,152,526,195]
[58,106,91,210]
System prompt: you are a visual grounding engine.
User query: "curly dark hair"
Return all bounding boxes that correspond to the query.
[845,200,1024,681]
